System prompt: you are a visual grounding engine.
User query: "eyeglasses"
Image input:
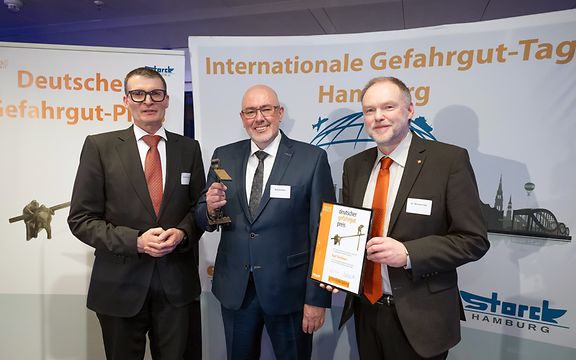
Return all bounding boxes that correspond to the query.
[241,105,280,119]
[127,89,167,103]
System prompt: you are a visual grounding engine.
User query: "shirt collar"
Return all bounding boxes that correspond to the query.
[376,131,412,168]
[250,131,282,158]
[133,125,167,142]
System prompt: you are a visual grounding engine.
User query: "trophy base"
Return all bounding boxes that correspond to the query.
[209,216,232,226]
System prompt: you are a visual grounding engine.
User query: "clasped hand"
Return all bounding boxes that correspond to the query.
[137,227,185,257]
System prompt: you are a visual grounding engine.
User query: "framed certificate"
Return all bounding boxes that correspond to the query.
[310,202,373,294]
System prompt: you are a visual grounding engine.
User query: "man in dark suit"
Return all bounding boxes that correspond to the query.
[323,77,490,359]
[195,85,335,359]
[68,67,205,359]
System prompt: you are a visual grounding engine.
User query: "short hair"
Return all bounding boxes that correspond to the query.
[124,67,167,94]
[241,84,280,109]
[360,77,411,106]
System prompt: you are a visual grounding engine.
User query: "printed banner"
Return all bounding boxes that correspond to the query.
[0,42,185,295]
[189,9,576,349]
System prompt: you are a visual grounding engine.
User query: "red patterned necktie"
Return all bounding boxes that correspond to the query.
[143,135,163,216]
[363,157,394,304]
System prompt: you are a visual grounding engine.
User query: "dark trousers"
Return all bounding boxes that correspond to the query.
[354,296,448,360]
[184,299,202,360]
[221,275,312,360]
[97,267,200,360]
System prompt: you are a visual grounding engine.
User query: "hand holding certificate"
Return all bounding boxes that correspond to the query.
[311,202,373,294]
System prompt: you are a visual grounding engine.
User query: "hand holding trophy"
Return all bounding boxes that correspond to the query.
[208,159,232,230]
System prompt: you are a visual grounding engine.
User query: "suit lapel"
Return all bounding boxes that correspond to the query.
[160,131,181,220]
[235,141,252,222]
[351,148,378,208]
[251,134,294,222]
[388,135,427,233]
[115,126,157,220]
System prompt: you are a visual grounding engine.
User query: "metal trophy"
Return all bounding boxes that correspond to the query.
[9,200,70,241]
[331,225,366,251]
[208,158,232,229]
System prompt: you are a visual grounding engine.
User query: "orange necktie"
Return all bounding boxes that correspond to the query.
[143,135,163,216]
[363,157,394,304]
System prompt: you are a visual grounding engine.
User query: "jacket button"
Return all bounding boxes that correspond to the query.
[250,233,256,239]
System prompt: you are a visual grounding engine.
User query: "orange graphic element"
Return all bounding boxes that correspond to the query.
[328,276,349,288]
[207,265,215,277]
[0,100,132,125]
[17,70,123,92]
[311,202,332,281]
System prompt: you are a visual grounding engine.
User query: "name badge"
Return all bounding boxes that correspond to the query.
[181,172,191,185]
[406,198,432,215]
[270,185,291,199]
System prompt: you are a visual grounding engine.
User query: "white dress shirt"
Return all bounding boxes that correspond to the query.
[245,132,282,201]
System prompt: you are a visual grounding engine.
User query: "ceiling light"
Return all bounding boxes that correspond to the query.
[4,0,23,12]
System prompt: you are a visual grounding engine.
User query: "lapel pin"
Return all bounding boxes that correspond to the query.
[417,159,422,164]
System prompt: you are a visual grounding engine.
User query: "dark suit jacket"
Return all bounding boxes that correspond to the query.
[339,134,489,358]
[195,132,335,315]
[68,126,205,317]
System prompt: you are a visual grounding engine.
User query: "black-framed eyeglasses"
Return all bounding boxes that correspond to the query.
[241,105,280,119]
[127,89,167,103]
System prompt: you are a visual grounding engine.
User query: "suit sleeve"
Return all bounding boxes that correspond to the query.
[175,139,206,250]
[67,136,140,256]
[305,150,336,308]
[404,148,490,278]
[194,150,219,232]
